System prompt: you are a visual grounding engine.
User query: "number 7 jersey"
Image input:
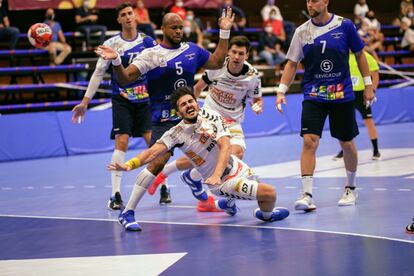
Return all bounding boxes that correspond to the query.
[286,14,365,103]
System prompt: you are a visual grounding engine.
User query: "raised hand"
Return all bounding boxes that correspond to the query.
[218,7,235,30]
[95,45,118,60]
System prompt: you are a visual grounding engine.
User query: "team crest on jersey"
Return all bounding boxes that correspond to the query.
[331,32,343,39]
[174,79,187,89]
[185,53,196,60]
[158,55,167,67]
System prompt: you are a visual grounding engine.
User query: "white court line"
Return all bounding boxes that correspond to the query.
[398,188,412,192]
[328,187,341,190]
[1,187,12,191]
[43,186,54,189]
[83,185,95,189]
[1,214,413,245]
[375,188,388,191]
[63,186,75,189]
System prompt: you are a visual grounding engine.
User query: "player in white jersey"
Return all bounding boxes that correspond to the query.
[108,86,289,231]
[96,9,236,230]
[146,36,263,212]
[71,3,156,210]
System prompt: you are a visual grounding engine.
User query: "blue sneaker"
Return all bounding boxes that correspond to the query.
[217,198,237,216]
[118,210,142,231]
[181,170,208,201]
[254,207,290,222]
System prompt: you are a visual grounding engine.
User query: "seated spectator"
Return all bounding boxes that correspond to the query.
[263,8,286,43]
[134,0,156,39]
[354,0,369,25]
[393,0,414,26]
[186,9,204,31]
[75,0,107,50]
[170,0,186,20]
[44,8,72,65]
[183,10,203,47]
[217,0,246,31]
[361,11,384,51]
[261,0,282,22]
[0,0,20,49]
[258,22,286,76]
[401,17,414,51]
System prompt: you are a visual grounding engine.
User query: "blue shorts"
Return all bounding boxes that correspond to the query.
[301,100,359,142]
[110,95,152,139]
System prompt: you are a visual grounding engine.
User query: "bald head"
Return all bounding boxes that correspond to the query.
[162,13,183,26]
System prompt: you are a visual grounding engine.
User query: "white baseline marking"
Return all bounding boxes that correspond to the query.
[1,214,413,245]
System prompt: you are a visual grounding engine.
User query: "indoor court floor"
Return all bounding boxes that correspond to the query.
[1,122,413,275]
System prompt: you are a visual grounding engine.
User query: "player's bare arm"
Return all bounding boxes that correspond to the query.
[107,142,168,172]
[95,45,142,86]
[204,136,231,186]
[193,78,208,98]
[203,7,235,69]
[355,51,375,105]
[276,59,298,113]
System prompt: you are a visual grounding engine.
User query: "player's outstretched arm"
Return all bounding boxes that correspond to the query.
[203,7,235,70]
[275,60,298,113]
[95,45,142,86]
[107,143,169,172]
[204,136,231,186]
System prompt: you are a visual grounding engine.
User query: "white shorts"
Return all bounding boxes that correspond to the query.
[208,156,259,200]
[225,119,246,150]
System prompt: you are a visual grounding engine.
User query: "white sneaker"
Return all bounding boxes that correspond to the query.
[338,187,358,206]
[294,193,317,211]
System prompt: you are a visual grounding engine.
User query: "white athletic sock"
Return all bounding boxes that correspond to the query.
[260,210,273,220]
[302,175,313,195]
[162,160,178,177]
[111,149,125,195]
[189,168,202,182]
[123,168,155,213]
[346,170,356,188]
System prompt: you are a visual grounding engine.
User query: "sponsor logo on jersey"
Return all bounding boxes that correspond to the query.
[320,59,333,73]
[174,79,187,89]
[158,55,167,67]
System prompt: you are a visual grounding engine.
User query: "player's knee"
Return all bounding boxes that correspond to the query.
[232,148,244,159]
[303,135,319,151]
[256,183,276,203]
[115,134,129,151]
[340,140,354,152]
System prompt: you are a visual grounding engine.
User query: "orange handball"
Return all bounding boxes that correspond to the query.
[27,23,53,48]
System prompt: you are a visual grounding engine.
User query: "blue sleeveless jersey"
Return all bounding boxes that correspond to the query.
[101,33,156,103]
[286,15,364,102]
[132,42,210,123]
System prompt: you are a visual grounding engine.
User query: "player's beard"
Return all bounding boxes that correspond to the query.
[308,9,320,18]
[166,35,182,47]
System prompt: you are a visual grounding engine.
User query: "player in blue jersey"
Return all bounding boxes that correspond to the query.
[96,8,235,231]
[71,3,156,210]
[275,0,375,212]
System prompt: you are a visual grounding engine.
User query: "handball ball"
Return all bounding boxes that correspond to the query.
[27,23,53,48]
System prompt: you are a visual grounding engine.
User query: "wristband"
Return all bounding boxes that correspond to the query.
[125,157,141,170]
[219,29,231,39]
[277,83,289,94]
[363,76,373,86]
[112,54,122,67]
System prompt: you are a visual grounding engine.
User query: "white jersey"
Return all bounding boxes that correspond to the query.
[158,108,231,179]
[202,59,262,123]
